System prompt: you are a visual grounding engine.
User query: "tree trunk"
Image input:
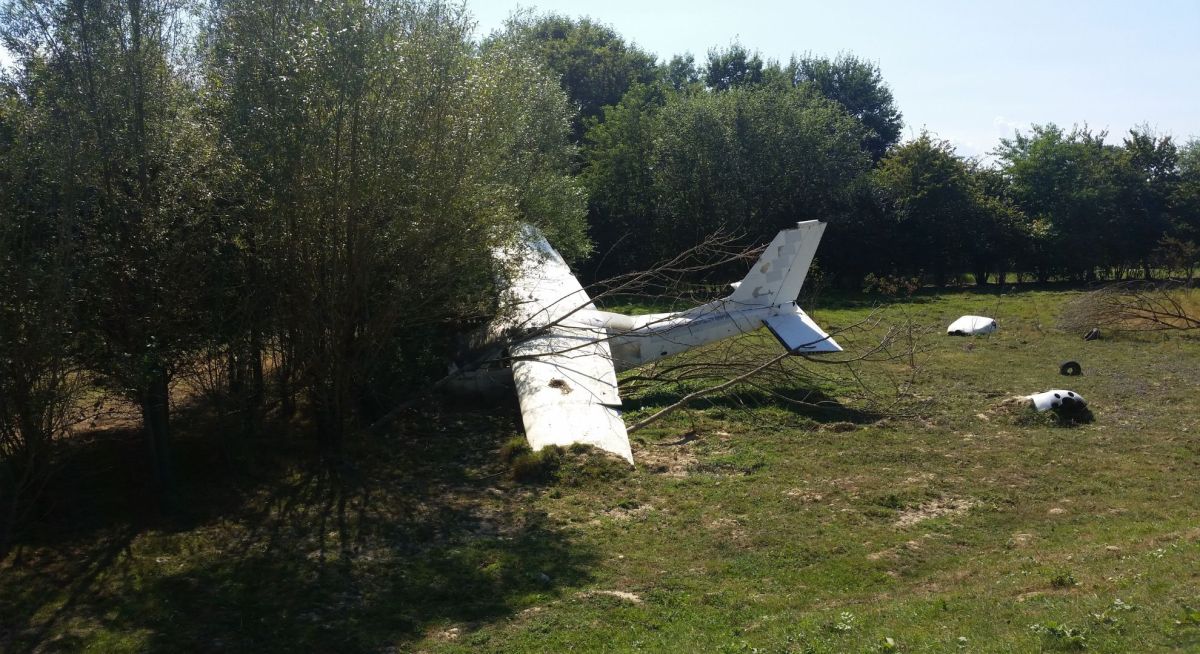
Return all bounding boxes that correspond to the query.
[247,330,264,436]
[310,383,343,460]
[141,364,172,494]
[0,481,16,557]
[973,264,989,287]
[278,330,297,421]
[227,337,264,439]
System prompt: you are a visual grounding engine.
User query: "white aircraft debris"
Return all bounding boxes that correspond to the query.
[450,221,842,463]
[1027,389,1086,412]
[947,315,997,336]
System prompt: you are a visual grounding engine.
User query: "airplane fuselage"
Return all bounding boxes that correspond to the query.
[573,299,805,371]
[446,297,836,395]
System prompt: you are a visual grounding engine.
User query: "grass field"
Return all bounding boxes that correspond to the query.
[3,288,1199,653]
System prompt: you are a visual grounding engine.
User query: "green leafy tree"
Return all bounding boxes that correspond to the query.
[592,83,869,270]
[790,54,903,161]
[704,43,763,91]
[969,165,1030,285]
[0,81,84,547]
[996,124,1126,281]
[497,13,658,142]
[208,0,587,450]
[3,0,235,493]
[1164,139,1200,283]
[1173,140,1200,238]
[872,134,977,285]
[1116,127,1178,277]
[663,53,700,92]
[581,82,667,278]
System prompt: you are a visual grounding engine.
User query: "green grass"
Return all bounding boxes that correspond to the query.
[3,288,1200,652]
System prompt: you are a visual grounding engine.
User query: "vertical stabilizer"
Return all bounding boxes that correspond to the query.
[728,221,826,307]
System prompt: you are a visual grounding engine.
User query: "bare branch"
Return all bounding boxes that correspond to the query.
[1060,282,1200,333]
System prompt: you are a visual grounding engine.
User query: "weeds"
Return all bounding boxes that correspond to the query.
[1030,622,1088,650]
[1049,569,1079,589]
[830,611,856,633]
[503,438,631,485]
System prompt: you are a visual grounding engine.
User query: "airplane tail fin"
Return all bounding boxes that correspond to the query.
[728,220,826,307]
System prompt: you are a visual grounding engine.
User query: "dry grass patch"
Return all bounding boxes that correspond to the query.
[894,497,975,528]
[633,440,697,477]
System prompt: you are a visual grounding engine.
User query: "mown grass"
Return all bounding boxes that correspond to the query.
[3,287,1199,653]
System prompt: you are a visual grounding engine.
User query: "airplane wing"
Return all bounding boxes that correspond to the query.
[510,335,632,463]
[501,228,633,463]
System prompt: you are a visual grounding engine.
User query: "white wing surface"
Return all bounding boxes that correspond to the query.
[502,229,633,463]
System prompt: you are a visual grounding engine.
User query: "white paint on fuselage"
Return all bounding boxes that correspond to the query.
[559,298,832,372]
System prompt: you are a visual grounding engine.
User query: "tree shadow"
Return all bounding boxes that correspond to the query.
[624,386,881,426]
[1,402,597,653]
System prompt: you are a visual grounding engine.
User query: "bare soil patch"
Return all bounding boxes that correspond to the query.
[895,497,975,528]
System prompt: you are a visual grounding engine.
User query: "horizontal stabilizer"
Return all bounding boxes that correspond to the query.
[763,308,842,353]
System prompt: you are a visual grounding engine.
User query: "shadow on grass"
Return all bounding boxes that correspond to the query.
[624,386,881,426]
[0,401,596,653]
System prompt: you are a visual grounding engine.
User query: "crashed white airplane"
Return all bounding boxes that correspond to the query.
[450,220,842,463]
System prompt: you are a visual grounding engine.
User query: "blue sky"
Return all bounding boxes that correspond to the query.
[468,0,1200,158]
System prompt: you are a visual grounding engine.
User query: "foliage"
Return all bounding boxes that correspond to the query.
[704,43,764,91]
[1030,622,1089,650]
[872,134,979,284]
[203,0,587,449]
[0,82,85,548]
[1050,569,1080,588]
[996,124,1146,281]
[0,0,587,506]
[663,53,701,91]
[585,81,870,276]
[862,273,921,297]
[2,0,237,492]
[495,12,657,142]
[789,53,903,160]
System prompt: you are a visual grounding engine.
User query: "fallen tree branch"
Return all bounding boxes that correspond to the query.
[626,350,792,434]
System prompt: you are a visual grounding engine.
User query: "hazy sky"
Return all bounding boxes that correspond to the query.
[468,0,1200,158]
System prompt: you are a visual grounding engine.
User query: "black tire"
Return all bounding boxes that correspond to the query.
[1060,361,1082,376]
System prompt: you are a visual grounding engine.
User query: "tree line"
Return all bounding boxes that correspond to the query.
[501,13,1199,288]
[1,3,1197,541]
